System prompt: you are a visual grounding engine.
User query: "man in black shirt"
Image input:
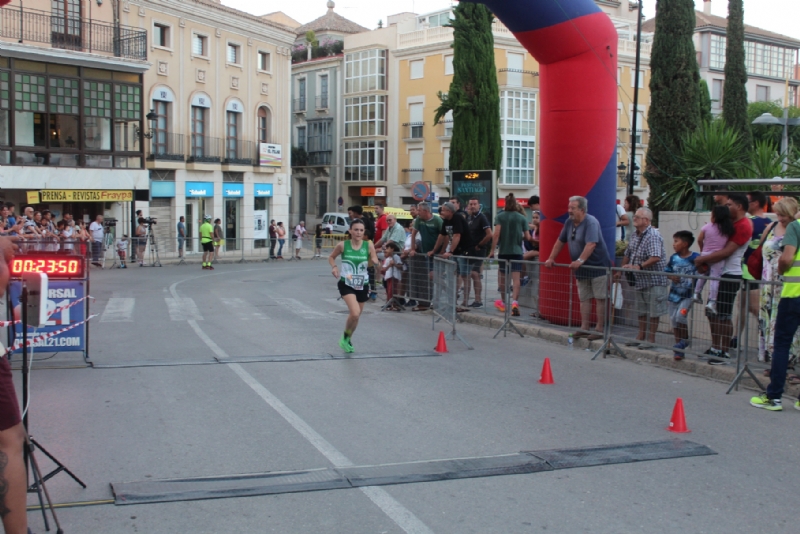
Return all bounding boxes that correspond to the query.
[449,197,469,221]
[433,202,472,310]
[464,197,493,307]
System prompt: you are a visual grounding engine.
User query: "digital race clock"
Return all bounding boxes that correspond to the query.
[10,256,85,278]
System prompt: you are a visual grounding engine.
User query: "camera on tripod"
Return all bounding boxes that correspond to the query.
[143,217,157,226]
[103,218,117,228]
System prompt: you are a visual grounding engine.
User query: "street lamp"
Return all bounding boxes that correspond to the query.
[134,109,159,140]
[752,108,800,173]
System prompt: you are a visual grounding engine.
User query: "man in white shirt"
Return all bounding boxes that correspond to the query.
[89,215,105,266]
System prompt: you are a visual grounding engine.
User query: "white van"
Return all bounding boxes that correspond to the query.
[321,213,352,234]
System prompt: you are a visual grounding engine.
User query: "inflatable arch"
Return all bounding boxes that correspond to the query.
[469,0,618,321]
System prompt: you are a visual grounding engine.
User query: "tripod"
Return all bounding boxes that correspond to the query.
[20,282,86,532]
[140,224,162,267]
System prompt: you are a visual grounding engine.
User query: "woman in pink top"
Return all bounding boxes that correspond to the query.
[695,205,736,313]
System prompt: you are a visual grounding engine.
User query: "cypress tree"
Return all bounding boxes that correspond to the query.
[722,0,752,150]
[434,3,501,173]
[644,0,702,212]
[699,79,713,123]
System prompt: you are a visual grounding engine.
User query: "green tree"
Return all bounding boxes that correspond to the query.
[748,101,800,149]
[699,80,713,123]
[722,0,752,150]
[434,2,501,173]
[644,0,702,213]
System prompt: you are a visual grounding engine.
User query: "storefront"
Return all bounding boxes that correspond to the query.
[223,183,243,249]
[185,181,214,252]
[349,186,387,207]
[253,183,273,248]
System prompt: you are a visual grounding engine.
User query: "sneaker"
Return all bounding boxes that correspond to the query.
[511,305,520,317]
[708,352,731,365]
[703,348,720,359]
[406,300,418,308]
[469,301,484,308]
[795,400,800,411]
[705,300,717,314]
[673,340,688,360]
[369,292,378,301]
[750,393,782,411]
[521,276,530,287]
[693,292,703,303]
[209,265,215,270]
[494,299,506,312]
[339,335,354,354]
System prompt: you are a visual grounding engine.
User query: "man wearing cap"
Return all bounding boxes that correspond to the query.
[200,215,214,270]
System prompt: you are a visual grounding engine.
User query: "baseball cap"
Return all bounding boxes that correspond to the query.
[204,215,212,221]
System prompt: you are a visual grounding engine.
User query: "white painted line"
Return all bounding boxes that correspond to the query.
[186,318,434,534]
[220,298,265,321]
[165,297,203,321]
[100,298,135,323]
[273,297,329,319]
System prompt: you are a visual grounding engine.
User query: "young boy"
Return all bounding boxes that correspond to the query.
[116,234,129,269]
[665,231,700,360]
[381,242,403,310]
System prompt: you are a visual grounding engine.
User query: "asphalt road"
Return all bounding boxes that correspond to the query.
[12,260,799,533]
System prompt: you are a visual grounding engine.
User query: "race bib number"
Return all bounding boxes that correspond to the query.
[345,275,365,289]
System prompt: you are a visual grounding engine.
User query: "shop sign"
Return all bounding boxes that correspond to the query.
[497,198,529,208]
[150,182,176,198]
[39,190,133,202]
[451,170,496,225]
[259,143,282,167]
[27,191,40,204]
[254,184,274,197]
[361,187,387,197]
[185,182,214,197]
[223,184,244,197]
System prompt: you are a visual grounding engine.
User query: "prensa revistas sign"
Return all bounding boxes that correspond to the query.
[39,190,134,202]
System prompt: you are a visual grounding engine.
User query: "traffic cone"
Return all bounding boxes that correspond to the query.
[434,331,448,353]
[667,398,690,433]
[539,358,554,384]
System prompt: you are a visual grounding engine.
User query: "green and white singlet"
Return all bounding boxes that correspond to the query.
[340,240,369,290]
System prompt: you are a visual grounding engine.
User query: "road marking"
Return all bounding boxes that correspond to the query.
[273,297,329,319]
[100,298,135,323]
[165,297,203,321]
[220,298,265,321]
[184,316,434,534]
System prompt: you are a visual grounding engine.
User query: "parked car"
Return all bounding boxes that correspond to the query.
[321,213,352,234]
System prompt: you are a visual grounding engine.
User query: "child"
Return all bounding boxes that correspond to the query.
[694,205,735,313]
[665,231,700,360]
[115,234,129,269]
[381,242,403,310]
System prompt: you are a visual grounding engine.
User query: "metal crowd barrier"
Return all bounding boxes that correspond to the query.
[431,257,472,349]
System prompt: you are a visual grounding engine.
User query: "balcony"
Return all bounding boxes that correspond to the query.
[401,168,424,184]
[315,95,330,110]
[403,123,425,142]
[148,133,185,162]
[436,168,451,184]
[187,136,223,164]
[618,38,652,59]
[0,8,147,61]
[224,140,254,166]
[617,128,650,146]
[497,68,539,89]
[397,20,513,49]
[293,98,307,113]
[436,120,453,139]
[307,151,332,166]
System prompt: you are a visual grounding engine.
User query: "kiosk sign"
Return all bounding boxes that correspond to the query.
[450,170,496,224]
[10,281,87,352]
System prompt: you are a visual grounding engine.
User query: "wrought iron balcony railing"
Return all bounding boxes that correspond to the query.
[148,133,185,161]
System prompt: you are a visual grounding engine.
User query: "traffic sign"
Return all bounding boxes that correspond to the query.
[411,181,430,202]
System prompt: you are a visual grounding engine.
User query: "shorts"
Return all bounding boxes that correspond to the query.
[295,239,303,250]
[576,275,608,302]
[213,240,221,247]
[338,280,370,303]
[498,254,523,273]
[315,238,323,248]
[457,257,482,276]
[669,299,693,328]
[745,280,760,291]
[177,238,185,249]
[202,241,214,252]
[117,251,126,259]
[635,285,669,318]
[715,274,742,321]
[0,355,21,431]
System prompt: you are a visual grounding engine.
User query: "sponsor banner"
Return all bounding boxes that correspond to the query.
[451,170,496,225]
[27,191,40,204]
[254,210,268,240]
[11,281,86,353]
[223,184,244,197]
[259,143,282,167]
[39,190,133,202]
[185,182,214,197]
[254,184,274,197]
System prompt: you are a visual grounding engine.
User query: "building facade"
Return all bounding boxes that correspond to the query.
[0,0,150,230]
[127,0,295,252]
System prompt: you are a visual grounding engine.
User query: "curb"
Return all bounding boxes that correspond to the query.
[456,312,800,399]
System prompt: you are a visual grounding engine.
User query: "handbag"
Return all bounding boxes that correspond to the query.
[624,227,648,286]
[746,221,777,281]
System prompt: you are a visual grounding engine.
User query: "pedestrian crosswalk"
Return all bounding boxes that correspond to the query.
[100,298,135,323]
[165,297,204,321]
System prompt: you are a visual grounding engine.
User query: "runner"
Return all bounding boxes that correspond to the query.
[329,220,379,353]
[200,215,214,270]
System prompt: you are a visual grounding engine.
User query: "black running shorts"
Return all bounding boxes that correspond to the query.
[338,280,370,303]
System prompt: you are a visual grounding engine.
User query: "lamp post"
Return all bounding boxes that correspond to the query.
[628,0,644,197]
[752,111,800,173]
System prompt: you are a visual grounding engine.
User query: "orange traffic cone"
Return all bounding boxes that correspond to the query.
[667,398,690,433]
[434,331,448,353]
[539,358,554,384]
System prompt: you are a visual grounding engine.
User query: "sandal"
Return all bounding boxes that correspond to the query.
[788,375,800,386]
[572,331,590,339]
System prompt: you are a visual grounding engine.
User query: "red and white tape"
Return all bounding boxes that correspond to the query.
[0,295,94,327]
[4,314,98,356]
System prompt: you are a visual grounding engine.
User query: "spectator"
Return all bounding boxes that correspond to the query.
[464,197,492,308]
[314,223,324,258]
[694,206,735,313]
[116,234,129,268]
[60,219,74,252]
[375,214,406,251]
[758,198,800,369]
[213,218,224,261]
[665,230,700,360]
[623,195,640,242]
[135,217,147,266]
[409,202,443,311]
[381,242,403,310]
[524,210,541,261]
[433,202,472,312]
[695,194,753,361]
[5,202,17,228]
[294,221,307,260]
[491,193,531,317]
[276,222,286,258]
[89,214,105,266]
[448,198,468,220]
[374,205,388,244]
[620,208,669,348]
[409,205,418,221]
[545,195,611,341]
[269,219,278,259]
[177,216,186,259]
[614,202,630,242]
[768,177,784,212]
[528,195,540,213]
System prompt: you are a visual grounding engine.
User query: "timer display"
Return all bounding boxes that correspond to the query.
[10,256,85,278]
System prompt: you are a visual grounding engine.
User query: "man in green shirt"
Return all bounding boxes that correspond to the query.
[200,215,214,270]
[490,196,530,316]
[409,202,442,311]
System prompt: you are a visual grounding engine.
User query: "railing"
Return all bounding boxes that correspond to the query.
[293,98,306,112]
[497,68,539,88]
[315,95,329,110]
[0,8,147,61]
[187,136,223,164]
[618,38,652,58]
[436,168,450,184]
[397,20,512,49]
[437,120,453,139]
[401,168,424,184]
[148,133,185,161]
[307,151,332,166]
[224,139,254,165]
[403,122,424,140]
[617,128,650,146]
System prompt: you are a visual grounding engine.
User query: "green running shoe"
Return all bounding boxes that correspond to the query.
[795,400,800,411]
[339,335,354,354]
[750,393,782,411]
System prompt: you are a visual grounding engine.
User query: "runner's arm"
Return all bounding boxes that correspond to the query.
[329,242,344,278]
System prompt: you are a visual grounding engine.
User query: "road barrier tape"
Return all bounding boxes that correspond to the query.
[4,314,98,356]
[0,295,94,327]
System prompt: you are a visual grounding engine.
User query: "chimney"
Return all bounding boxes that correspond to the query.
[703,0,712,16]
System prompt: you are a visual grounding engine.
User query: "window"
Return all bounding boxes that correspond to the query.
[442,109,454,137]
[317,182,328,217]
[408,103,423,138]
[442,147,450,183]
[407,149,423,182]
[191,106,206,157]
[631,69,645,88]
[344,140,385,181]
[410,60,424,80]
[226,111,239,159]
[500,90,536,185]
[297,78,306,110]
[258,51,271,72]
[500,90,536,136]
[257,106,271,143]
[344,95,386,137]
[756,85,771,102]
[318,75,329,108]
[502,140,535,185]
[297,126,306,151]
[445,55,454,76]
[51,0,81,48]
[345,49,387,93]
[507,53,524,86]
[192,34,208,56]
[227,43,241,65]
[712,79,723,109]
[710,34,726,70]
[152,100,169,156]
[307,120,332,153]
[154,23,170,48]
[426,11,451,28]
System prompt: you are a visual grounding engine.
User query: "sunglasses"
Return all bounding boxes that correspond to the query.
[571,226,577,241]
